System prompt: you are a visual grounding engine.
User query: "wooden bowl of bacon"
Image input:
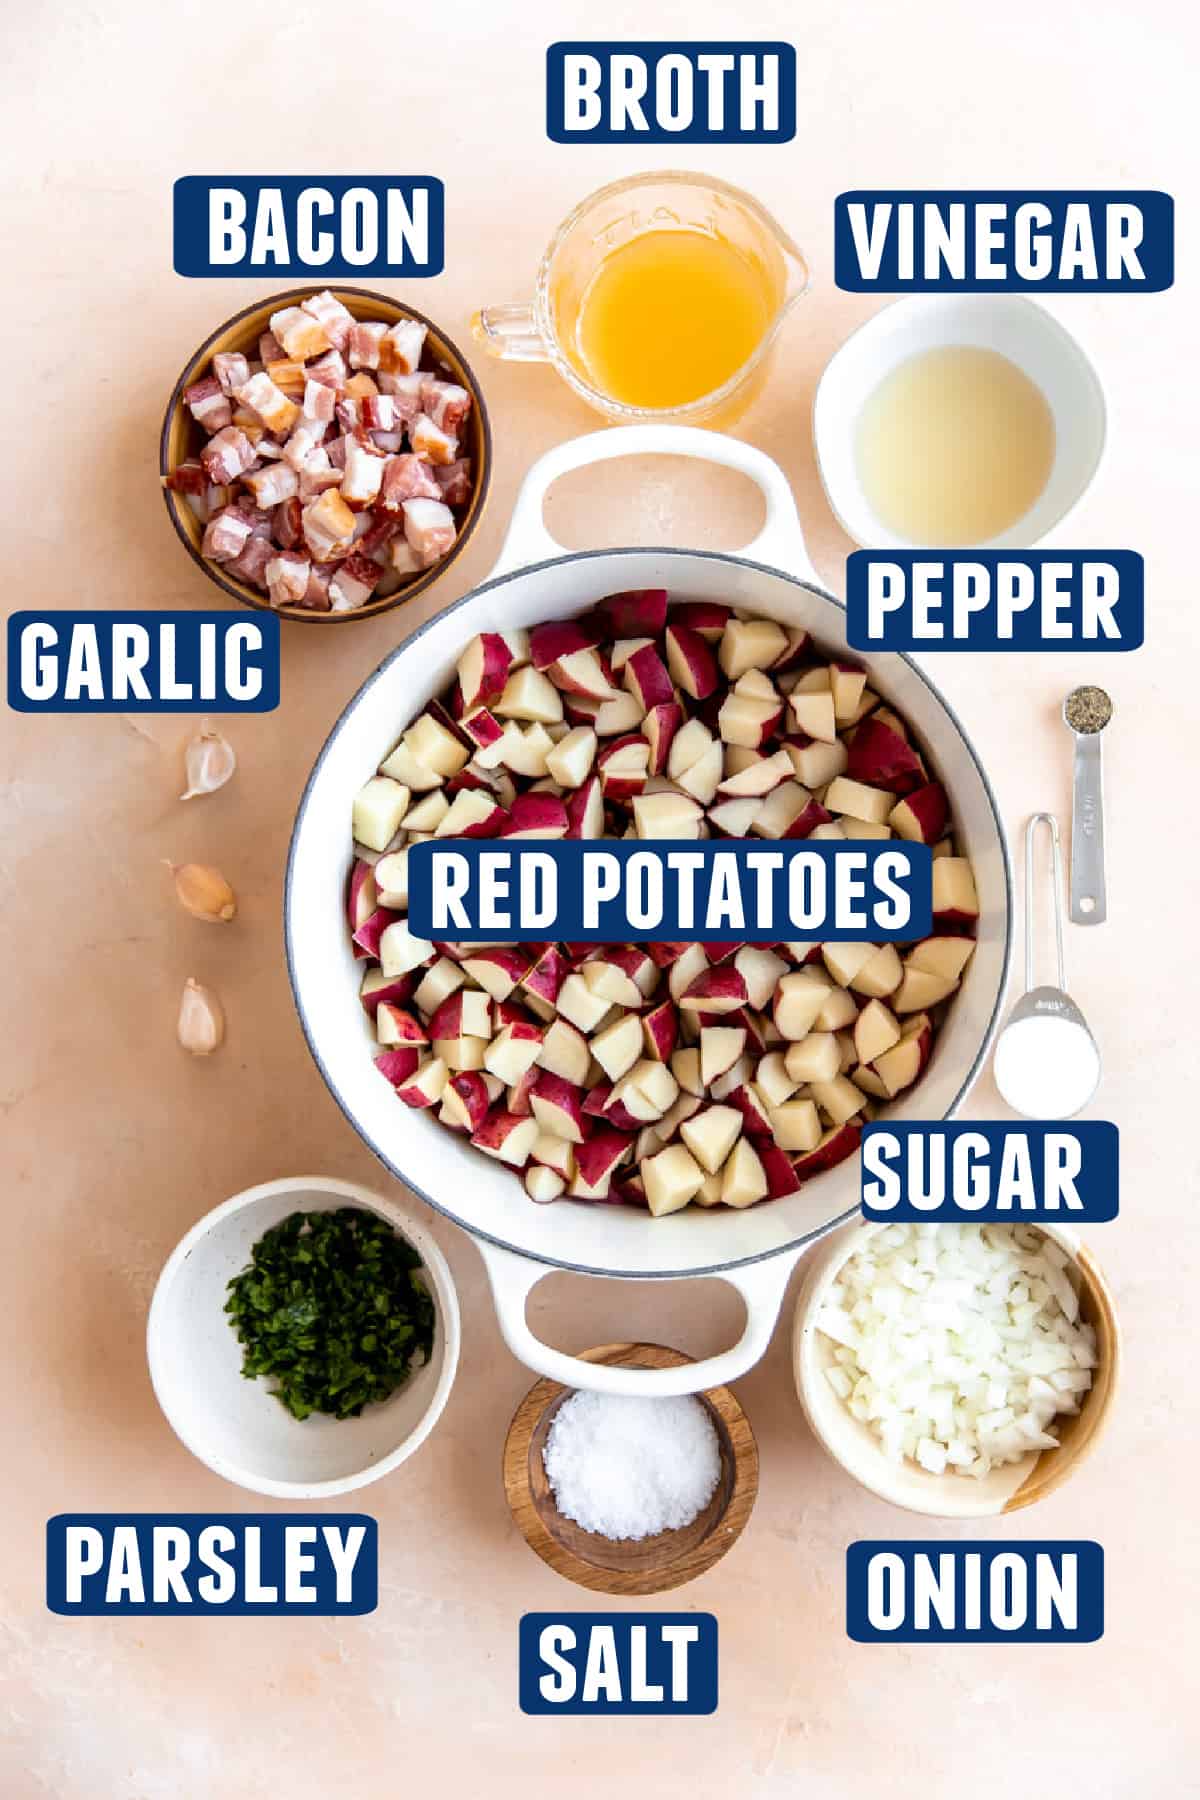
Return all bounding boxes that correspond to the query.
[160,287,492,623]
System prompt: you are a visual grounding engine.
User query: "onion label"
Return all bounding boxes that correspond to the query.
[46,1515,376,1615]
[847,1542,1103,1642]
[861,1123,1119,1223]
[407,840,932,943]
[520,1613,717,1713]
[7,612,279,712]
[173,177,443,278]
[847,551,1144,652]
[835,191,1173,292]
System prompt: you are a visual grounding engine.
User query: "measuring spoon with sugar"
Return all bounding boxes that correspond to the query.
[992,813,1101,1119]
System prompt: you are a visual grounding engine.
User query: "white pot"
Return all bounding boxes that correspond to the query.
[285,427,1013,1397]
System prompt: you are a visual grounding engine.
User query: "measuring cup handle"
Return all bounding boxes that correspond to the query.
[477,1238,801,1396]
[489,425,821,584]
[471,302,551,363]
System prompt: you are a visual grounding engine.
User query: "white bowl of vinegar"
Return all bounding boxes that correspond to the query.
[813,295,1106,550]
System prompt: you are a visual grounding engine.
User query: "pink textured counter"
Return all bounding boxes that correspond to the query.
[2,0,1195,1792]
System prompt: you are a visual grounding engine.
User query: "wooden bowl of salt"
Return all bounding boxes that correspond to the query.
[502,1343,758,1595]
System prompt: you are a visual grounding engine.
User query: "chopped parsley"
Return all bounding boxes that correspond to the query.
[225,1208,435,1420]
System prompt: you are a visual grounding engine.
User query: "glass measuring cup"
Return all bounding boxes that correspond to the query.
[472,172,810,426]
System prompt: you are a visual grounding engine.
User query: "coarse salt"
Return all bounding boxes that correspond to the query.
[542,1390,721,1541]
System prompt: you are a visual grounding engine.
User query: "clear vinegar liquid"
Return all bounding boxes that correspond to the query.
[854,345,1056,545]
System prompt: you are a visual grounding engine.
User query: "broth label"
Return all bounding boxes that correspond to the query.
[847,1542,1104,1642]
[847,551,1144,652]
[173,177,444,278]
[47,1515,376,1615]
[835,190,1173,292]
[520,1613,718,1713]
[861,1122,1119,1224]
[547,44,795,143]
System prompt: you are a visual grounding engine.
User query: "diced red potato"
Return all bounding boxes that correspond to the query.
[345,592,976,1208]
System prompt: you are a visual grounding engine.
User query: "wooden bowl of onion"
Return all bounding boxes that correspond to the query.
[792,1219,1119,1517]
[503,1343,758,1594]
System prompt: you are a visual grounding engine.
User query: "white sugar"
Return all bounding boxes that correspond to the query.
[993,1013,1100,1118]
[543,1391,722,1541]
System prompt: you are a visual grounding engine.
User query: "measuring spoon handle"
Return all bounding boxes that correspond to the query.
[1070,734,1107,924]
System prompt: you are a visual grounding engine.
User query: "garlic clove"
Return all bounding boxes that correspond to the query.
[181,718,236,801]
[168,861,237,923]
[177,978,225,1055]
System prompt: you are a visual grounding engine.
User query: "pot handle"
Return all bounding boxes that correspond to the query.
[490,424,821,586]
[477,1237,801,1396]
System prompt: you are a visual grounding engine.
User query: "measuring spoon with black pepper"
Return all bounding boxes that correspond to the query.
[1063,685,1113,925]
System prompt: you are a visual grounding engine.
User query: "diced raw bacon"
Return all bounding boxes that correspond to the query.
[165,459,205,495]
[350,510,375,544]
[264,357,306,398]
[341,438,387,507]
[347,321,387,370]
[421,377,472,436]
[326,436,348,472]
[402,496,457,566]
[230,405,264,445]
[376,371,426,418]
[269,305,331,361]
[300,561,334,611]
[255,437,285,460]
[302,488,356,561]
[236,372,300,437]
[212,351,251,396]
[282,417,329,470]
[329,550,383,612]
[258,331,285,365]
[205,483,232,514]
[356,511,400,559]
[361,393,397,430]
[242,504,275,538]
[379,453,441,512]
[434,458,473,507]
[302,289,355,351]
[299,452,342,498]
[345,372,379,405]
[264,551,311,607]
[410,413,458,466]
[274,495,303,549]
[379,319,427,374]
[390,536,422,576]
[302,378,336,423]
[200,426,257,485]
[336,398,360,433]
[201,505,254,562]
[306,349,347,390]
[370,429,406,453]
[184,376,232,434]
[226,534,274,589]
[243,462,299,508]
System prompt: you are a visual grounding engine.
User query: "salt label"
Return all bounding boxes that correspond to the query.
[519,1613,718,1713]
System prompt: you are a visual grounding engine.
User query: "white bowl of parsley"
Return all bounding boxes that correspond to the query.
[148,1176,461,1497]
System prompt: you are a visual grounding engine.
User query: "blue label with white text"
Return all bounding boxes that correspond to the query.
[835,190,1173,291]
[847,1542,1103,1641]
[519,1613,718,1713]
[406,839,931,943]
[173,177,444,277]
[860,1122,1119,1222]
[547,43,795,142]
[847,552,1144,651]
[7,612,279,712]
[47,1514,376,1615]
